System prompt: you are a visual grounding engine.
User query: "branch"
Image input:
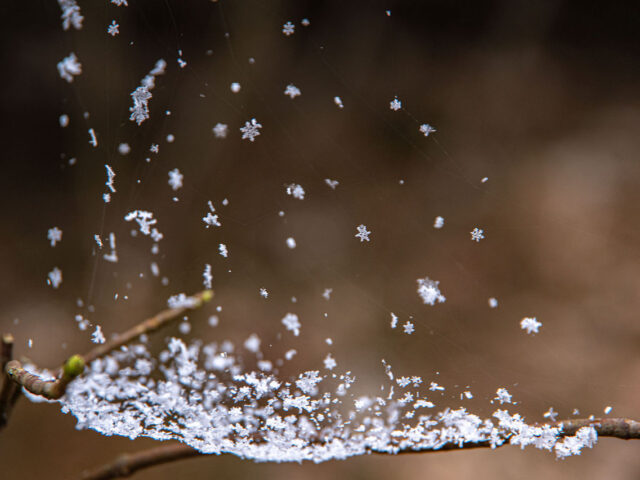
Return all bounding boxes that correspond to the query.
[3,290,214,401]
[79,444,201,480]
[0,334,19,427]
[80,417,640,479]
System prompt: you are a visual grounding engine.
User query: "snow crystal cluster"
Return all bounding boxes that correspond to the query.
[57,337,598,462]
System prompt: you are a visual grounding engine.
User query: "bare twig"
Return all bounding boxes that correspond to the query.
[0,334,18,427]
[79,444,201,480]
[80,417,640,479]
[81,289,213,365]
[3,290,213,402]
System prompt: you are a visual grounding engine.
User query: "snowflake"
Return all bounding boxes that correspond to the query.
[107,20,119,36]
[286,183,305,199]
[88,128,98,147]
[520,317,542,334]
[230,82,241,93]
[470,227,485,242]
[240,118,262,142]
[323,353,337,370]
[390,313,398,328]
[219,244,228,257]
[416,277,446,305]
[105,164,116,193]
[429,382,445,391]
[324,179,339,189]
[212,123,228,138]
[282,313,301,336]
[322,288,332,300]
[111,0,128,5]
[57,53,82,83]
[168,168,184,191]
[203,264,212,289]
[543,407,558,421]
[91,326,106,344]
[124,210,158,236]
[260,288,268,298]
[129,86,152,125]
[296,371,322,395]
[389,96,402,111]
[282,21,295,36]
[244,334,261,353]
[495,388,512,404]
[488,297,499,308]
[301,18,310,26]
[355,224,371,242]
[403,321,414,334]
[203,213,220,228]
[47,267,62,289]
[149,144,159,153]
[286,237,296,249]
[433,216,444,229]
[117,143,130,155]
[284,84,301,99]
[334,96,344,108]
[58,0,83,31]
[419,124,436,136]
[47,227,62,247]
[59,114,69,127]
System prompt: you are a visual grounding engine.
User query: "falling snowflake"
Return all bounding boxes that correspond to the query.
[168,168,184,191]
[322,288,332,300]
[259,288,268,298]
[325,179,339,189]
[403,321,414,335]
[57,53,82,83]
[111,0,128,5]
[470,227,485,242]
[240,118,262,142]
[520,317,542,334]
[150,144,159,153]
[88,128,98,147]
[416,277,446,305]
[334,96,344,108]
[284,84,301,99]
[203,264,212,289]
[91,326,106,344]
[282,21,295,36]
[286,183,305,199]
[219,244,228,257]
[301,18,310,26]
[323,353,337,370]
[47,227,62,247]
[47,267,63,289]
[107,20,119,36]
[117,143,130,155]
[286,237,296,249]
[124,210,159,236]
[433,216,444,229]
[389,97,402,111]
[419,124,436,137]
[230,82,241,93]
[203,201,220,228]
[58,0,84,31]
[355,224,371,242]
[488,297,499,308]
[129,86,152,125]
[390,313,398,329]
[281,313,301,336]
[429,382,445,391]
[212,123,228,138]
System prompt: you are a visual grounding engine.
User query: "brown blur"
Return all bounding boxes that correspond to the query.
[0,1,639,479]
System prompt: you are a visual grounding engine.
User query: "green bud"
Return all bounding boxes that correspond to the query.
[63,354,85,378]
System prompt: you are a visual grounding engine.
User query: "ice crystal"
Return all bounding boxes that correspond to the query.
[57,53,82,83]
[433,216,444,229]
[240,118,262,142]
[107,20,119,36]
[286,183,305,199]
[47,227,62,247]
[284,84,301,99]
[389,97,402,111]
[282,21,295,36]
[168,168,184,191]
[520,317,541,334]
[470,227,485,242]
[416,277,446,306]
[281,313,301,336]
[47,267,62,289]
[58,0,83,31]
[212,123,228,138]
[419,124,436,136]
[355,224,371,242]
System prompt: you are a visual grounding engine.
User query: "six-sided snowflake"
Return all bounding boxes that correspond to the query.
[355,224,371,242]
[240,118,262,142]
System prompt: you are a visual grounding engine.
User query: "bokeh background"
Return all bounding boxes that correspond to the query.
[1,1,639,479]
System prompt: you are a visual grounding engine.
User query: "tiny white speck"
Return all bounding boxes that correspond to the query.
[286,237,296,249]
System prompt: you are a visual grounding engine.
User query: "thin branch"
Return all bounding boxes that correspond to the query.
[0,334,18,428]
[81,289,213,365]
[79,444,201,480]
[79,417,640,479]
[3,290,213,401]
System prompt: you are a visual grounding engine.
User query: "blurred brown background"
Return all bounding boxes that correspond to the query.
[1,0,639,479]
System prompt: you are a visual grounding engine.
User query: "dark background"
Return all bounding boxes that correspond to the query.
[0,1,639,479]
